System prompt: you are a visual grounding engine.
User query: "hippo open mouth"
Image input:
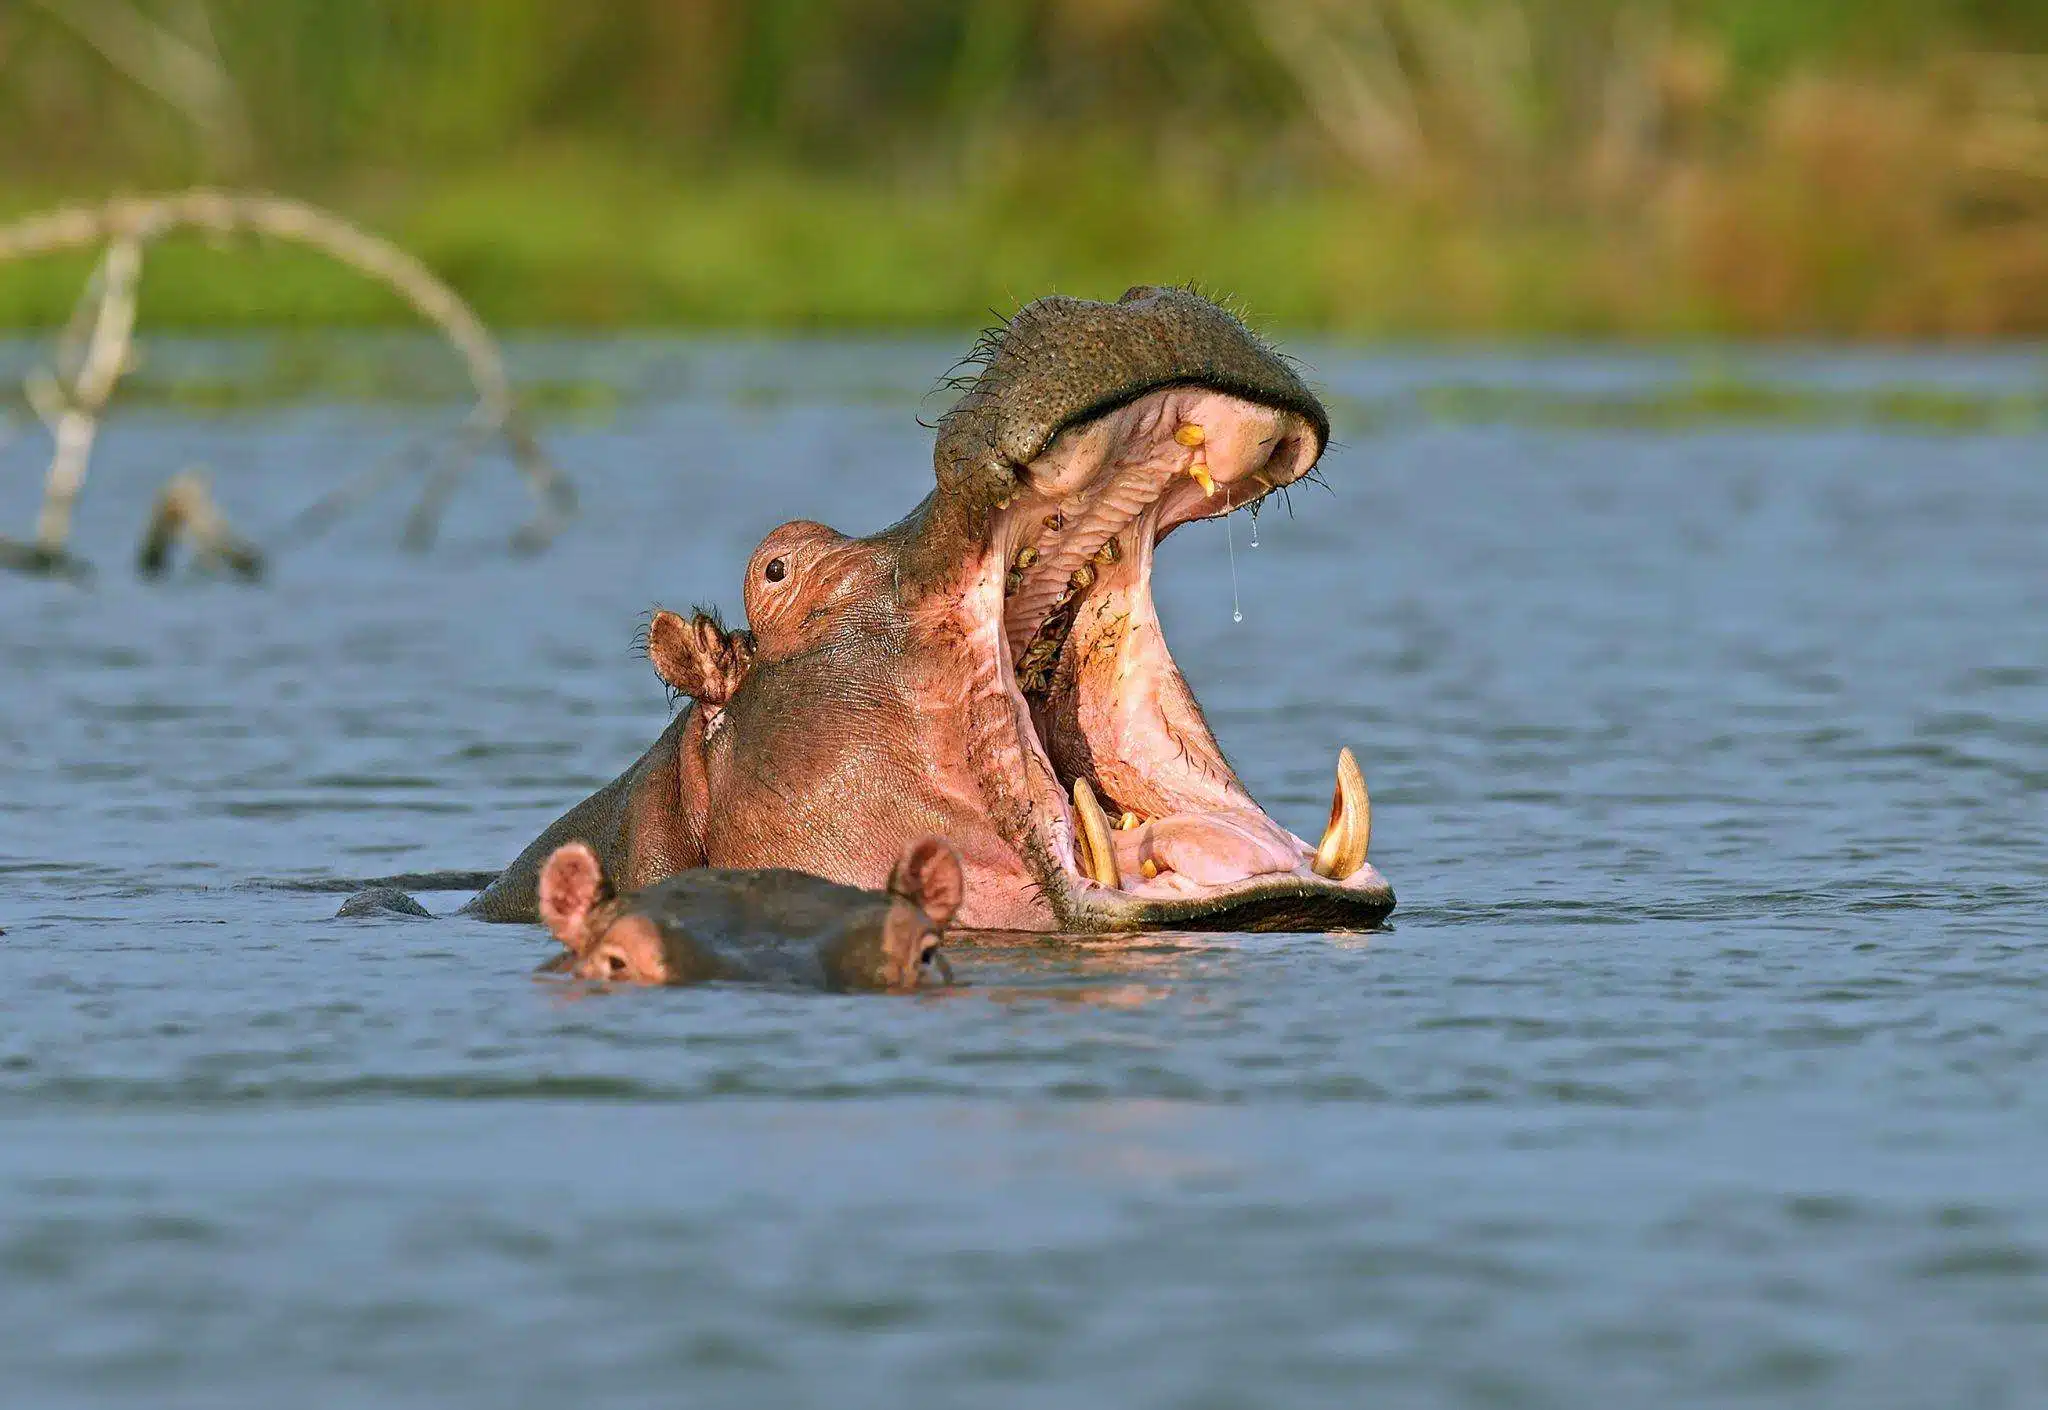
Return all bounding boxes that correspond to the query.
[954,383,1393,932]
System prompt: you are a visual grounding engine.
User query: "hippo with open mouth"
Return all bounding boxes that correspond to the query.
[465,286,1392,933]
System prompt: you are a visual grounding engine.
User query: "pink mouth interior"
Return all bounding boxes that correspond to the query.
[975,386,1385,905]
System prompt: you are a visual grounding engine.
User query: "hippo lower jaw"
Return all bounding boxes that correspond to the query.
[958,384,1396,933]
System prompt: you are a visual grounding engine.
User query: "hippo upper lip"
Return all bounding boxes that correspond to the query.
[1034,373,1330,469]
[931,286,1331,488]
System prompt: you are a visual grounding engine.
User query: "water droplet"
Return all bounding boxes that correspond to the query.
[1226,507,1242,624]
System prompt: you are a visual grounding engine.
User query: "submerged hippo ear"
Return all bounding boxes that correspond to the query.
[887,836,965,930]
[537,841,610,951]
[646,609,753,707]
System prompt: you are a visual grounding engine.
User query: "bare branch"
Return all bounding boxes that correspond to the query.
[36,235,141,553]
[0,190,575,553]
[281,438,438,545]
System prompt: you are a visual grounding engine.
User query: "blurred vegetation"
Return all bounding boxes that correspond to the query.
[2,0,2045,336]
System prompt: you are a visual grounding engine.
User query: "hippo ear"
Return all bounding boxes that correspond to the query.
[647,609,751,707]
[537,842,610,952]
[888,836,965,930]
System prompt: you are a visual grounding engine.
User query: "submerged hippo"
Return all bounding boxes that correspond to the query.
[538,835,962,990]
[442,286,1390,933]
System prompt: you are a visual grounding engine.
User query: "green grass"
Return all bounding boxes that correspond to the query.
[0,134,2042,343]
[0,160,1714,337]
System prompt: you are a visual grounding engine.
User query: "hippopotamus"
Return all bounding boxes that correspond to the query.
[536,835,962,990]
[421,286,1391,933]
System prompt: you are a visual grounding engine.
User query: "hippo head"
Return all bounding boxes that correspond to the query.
[656,286,1392,933]
[537,836,963,990]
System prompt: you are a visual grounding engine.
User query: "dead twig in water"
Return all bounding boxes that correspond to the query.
[137,469,264,580]
[0,189,576,576]
[280,437,440,546]
[37,235,142,555]
[0,236,141,579]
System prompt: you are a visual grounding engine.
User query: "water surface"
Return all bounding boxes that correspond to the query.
[1,339,2044,1408]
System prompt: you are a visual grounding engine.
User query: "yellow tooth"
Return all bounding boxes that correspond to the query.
[1311,747,1372,881]
[1140,858,1159,880]
[1175,423,1206,448]
[1095,537,1121,565]
[1188,463,1216,497]
[1071,777,1123,890]
[1015,546,1039,568]
[1118,811,1138,831]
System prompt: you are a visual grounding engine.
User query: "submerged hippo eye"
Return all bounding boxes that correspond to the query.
[764,558,787,582]
[605,952,628,976]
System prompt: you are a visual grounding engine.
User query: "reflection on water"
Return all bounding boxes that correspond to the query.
[0,339,2044,1408]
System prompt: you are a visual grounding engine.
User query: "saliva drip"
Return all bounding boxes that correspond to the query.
[1249,501,1261,549]
[1226,504,1242,623]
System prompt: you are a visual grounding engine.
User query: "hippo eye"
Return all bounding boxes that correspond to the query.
[605,952,628,976]
[764,558,787,583]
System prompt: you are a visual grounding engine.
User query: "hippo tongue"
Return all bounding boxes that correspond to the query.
[1108,809,1304,888]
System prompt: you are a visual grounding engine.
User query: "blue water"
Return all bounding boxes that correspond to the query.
[1,339,2044,1408]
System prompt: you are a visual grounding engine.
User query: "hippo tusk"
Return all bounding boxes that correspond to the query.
[1071,777,1123,890]
[1311,747,1371,881]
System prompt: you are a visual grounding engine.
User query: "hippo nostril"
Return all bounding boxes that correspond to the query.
[606,952,628,976]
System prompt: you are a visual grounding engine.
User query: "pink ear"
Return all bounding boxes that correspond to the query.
[888,836,965,929]
[647,609,751,706]
[537,842,608,951]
